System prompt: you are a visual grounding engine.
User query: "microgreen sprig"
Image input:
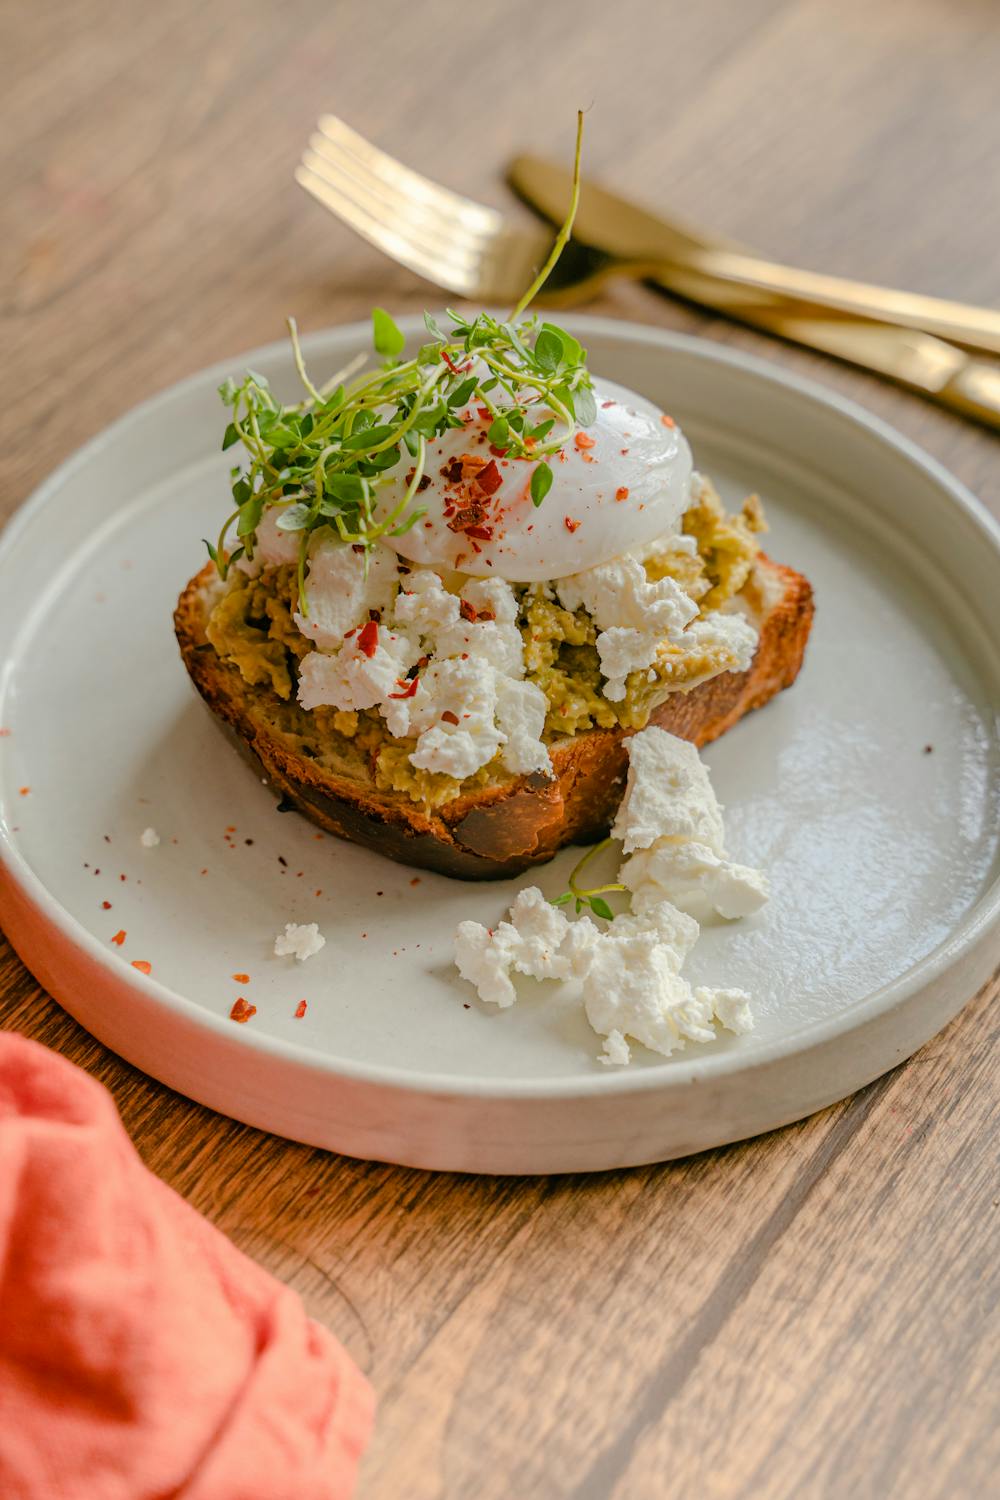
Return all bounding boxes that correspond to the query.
[551,837,625,921]
[208,113,594,586]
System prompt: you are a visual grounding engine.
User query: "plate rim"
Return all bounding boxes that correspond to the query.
[2,313,999,1103]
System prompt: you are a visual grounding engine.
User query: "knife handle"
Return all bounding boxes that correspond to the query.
[687,249,1000,361]
[648,263,1000,433]
[935,361,1000,430]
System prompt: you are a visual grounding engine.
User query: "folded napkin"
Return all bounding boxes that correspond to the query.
[0,1032,373,1500]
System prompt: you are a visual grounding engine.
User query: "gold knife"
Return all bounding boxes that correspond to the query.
[508,154,1000,357]
[508,155,1000,429]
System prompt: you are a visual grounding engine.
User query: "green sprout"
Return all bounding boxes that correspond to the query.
[207,113,593,595]
[551,837,626,920]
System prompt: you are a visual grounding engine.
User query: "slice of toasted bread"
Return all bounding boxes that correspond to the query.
[174,556,813,880]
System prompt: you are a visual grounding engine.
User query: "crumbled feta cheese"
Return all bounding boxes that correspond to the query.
[453,921,519,1007]
[578,903,755,1060]
[294,564,552,781]
[555,555,699,701]
[703,987,754,1035]
[460,576,520,625]
[592,625,668,701]
[140,827,160,848]
[452,729,765,1065]
[393,655,503,778]
[293,538,399,649]
[392,569,462,635]
[453,887,599,1006]
[494,676,551,775]
[599,1030,632,1067]
[611,728,725,853]
[387,571,551,779]
[612,727,769,921]
[273,921,326,962]
[296,625,418,712]
[621,840,770,921]
[675,612,758,680]
[237,507,301,574]
[580,912,713,1058]
[556,554,697,635]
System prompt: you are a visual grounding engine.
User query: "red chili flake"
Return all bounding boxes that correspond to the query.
[620,448,629,456]
[230,997,256,1023]
[200,868,208,876]
[294,1000,308,1019]
[110,930,126,946]
[18,786,29,796]
[103,834,111,844]
[558,450,568,463]
[388,676,419,700]
[417,655,429,669]
[131,960,152,975]
[601,400,615,408]
[661,413,676,428]
[440,349,465,376]
[119,874,127,883]
[464,525,492,540]
[403,469,432,492]
[574,432,596,450]
[314,889,322,898]
[459,598,478,623]
[101,901,112,910]
[0,727,10,737]
[474,459,502,496]
[357,620,379,657]
[351,543,365,554]
[564,517,581,533]
[489,443,508,458]
[225,825,236,833]
[476,405,491,420]
[409,876,421,886]
[232,972,250,983]
[616,487,630,502]
[441,456,465,484]
[441,710,460,725]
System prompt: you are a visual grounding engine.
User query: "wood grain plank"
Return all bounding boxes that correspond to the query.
[2,2,999,1496]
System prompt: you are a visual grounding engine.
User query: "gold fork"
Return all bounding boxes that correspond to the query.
[295,116,1000,430]
[295,115,616,303]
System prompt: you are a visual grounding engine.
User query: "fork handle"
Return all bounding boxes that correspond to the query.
[672,247,1000,359]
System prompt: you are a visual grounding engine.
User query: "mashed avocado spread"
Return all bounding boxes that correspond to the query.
[205,483,764,807]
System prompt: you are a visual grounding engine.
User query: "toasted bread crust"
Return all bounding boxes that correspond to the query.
[174,557,813,879]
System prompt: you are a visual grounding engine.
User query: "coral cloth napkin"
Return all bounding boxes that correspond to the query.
[0,1032,374,1500]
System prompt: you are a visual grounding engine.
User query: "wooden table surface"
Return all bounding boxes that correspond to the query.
[3,2,999,1495]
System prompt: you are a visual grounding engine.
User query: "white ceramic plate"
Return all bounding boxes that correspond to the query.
[2,318,999,1173]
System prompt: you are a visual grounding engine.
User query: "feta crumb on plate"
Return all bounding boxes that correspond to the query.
[274,921,326,962]
[452,726,769,1066]
[140,827,160,848]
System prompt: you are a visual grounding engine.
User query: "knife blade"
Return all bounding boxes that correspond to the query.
[509,155,1000,428]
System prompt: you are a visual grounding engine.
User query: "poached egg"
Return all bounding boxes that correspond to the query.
[374,376,692,581]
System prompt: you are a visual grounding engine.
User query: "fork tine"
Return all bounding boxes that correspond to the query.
[298,117,556,303]
[298,144,546,303]
[295,162,484,298]
[300,147,493,281]
[305,136,486,263]
[316,115,503,237]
